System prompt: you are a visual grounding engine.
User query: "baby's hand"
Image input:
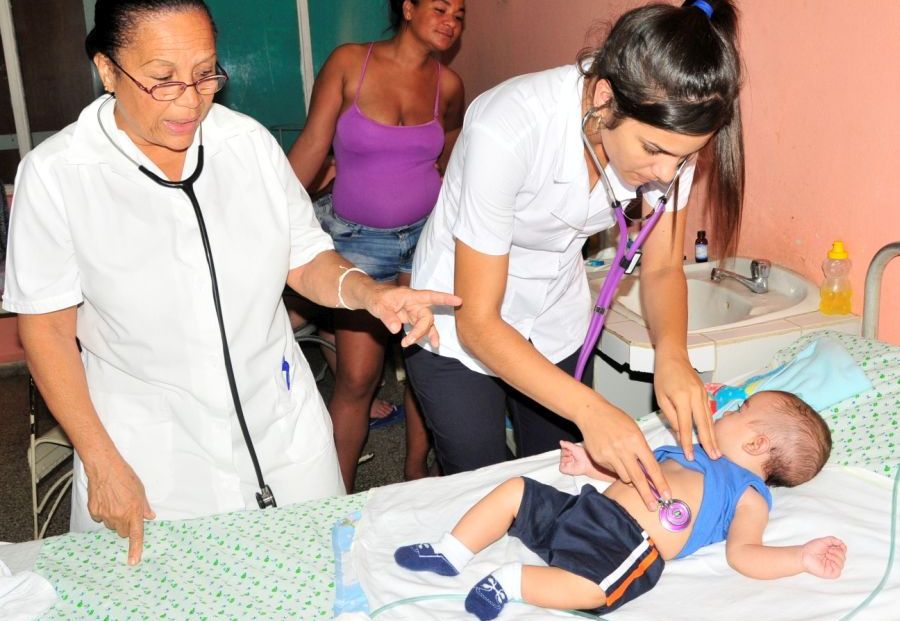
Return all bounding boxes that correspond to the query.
[559,440,590,476]
[801,536,847,579]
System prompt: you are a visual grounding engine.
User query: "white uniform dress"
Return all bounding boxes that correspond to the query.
[2,97,344,530]
[412,64,697,374]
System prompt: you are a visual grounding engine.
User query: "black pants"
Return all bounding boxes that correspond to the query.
[404,345,594,475]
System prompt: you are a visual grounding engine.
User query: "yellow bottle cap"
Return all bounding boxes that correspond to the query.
[828,241,849,260]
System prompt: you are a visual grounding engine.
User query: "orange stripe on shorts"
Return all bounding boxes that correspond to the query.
[603,545,660,608]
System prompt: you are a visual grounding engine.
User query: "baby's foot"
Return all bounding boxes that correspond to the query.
[465,573,509,620]
[394,543,460,576]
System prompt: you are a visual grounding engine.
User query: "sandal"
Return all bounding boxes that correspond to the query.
[368,404,405,429]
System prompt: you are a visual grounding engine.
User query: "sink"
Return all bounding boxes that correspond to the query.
[587,256,857,419]
[589,257,820,333]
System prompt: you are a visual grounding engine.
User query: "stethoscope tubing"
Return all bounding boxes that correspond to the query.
[97,96,276,508]
[574,108,687,381]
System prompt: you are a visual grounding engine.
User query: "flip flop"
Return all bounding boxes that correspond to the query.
[368,404,405,429]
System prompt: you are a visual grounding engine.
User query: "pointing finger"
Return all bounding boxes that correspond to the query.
[127,515,145,566]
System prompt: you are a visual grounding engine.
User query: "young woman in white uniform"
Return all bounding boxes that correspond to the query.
[407,0,744,509]
[2,0,458,565]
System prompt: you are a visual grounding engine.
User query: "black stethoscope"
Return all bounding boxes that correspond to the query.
[97,95,276,509]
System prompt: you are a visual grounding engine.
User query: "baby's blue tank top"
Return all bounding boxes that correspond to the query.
[653,446,772,559]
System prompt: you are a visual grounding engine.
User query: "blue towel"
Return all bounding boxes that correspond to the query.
[710,337,871,417]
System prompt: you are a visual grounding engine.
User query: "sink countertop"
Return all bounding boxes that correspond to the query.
[587,264,860,374]
[598,309,860,373]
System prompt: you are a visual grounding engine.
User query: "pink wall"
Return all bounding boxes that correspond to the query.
[449,0,900,344]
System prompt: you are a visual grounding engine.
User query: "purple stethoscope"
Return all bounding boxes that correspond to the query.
[573,106,692,532]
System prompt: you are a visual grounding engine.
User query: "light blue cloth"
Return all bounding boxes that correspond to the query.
[332,511,370,616]
[713,337,872,417]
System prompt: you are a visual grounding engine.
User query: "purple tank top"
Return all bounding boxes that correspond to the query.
[332,43,445,229]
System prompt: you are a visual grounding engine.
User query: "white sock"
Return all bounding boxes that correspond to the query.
[436,532,475,570]
[493,562,523,600]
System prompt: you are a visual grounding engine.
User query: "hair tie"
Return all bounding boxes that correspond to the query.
[687,0,714,19]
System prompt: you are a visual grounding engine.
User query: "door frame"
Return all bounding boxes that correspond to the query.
[295,0,314,113]
[0,0,31,157]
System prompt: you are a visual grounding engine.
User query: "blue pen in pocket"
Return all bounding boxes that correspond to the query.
[281,357,291,390]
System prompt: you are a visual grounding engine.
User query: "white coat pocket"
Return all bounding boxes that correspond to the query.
[88,391,176,503]
[274,356,296,416]
[269,342,333,460]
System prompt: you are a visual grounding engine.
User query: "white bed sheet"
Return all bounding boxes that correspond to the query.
[353,416,899,620]
[0,542,42,575]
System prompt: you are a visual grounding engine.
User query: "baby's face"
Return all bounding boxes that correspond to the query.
[713,392,777,455]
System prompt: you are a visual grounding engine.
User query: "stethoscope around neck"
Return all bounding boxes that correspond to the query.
[573,107,689,380]
[97,96,276,509]
[575,106,693,533]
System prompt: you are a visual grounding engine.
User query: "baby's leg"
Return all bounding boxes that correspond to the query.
[464,563,604,621]
[395,477,526,577]
[522,565,605,611]
[452,477,525,553]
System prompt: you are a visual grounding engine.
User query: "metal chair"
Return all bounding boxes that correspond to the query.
[293,322,335,351]
[27,375,74,539]
[294,322,336,383]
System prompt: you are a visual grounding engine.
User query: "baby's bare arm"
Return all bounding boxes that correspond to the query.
[559,441,616,482]
[725,491,847,580]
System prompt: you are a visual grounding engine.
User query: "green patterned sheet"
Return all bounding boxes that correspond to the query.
[768,331,900,477]
[29,332,899,620]
[35,493,366,620]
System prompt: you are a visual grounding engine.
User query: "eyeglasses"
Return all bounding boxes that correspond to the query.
[108,57,228,102]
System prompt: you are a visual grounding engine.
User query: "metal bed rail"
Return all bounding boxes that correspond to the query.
[862,242,900,339]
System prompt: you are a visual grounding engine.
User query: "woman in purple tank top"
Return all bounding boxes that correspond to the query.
[288,0,465,491]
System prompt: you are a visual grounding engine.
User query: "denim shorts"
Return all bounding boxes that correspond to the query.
[314,194,427,283]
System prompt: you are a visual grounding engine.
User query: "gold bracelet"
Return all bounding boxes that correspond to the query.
[337,266,367,310]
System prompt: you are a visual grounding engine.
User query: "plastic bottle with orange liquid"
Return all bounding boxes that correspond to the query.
[819,241,852,315]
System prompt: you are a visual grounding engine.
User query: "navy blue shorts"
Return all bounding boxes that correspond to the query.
[315,194,426,283]
[509,477,664,614]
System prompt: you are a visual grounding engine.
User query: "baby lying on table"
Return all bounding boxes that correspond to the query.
[394,390,847,619]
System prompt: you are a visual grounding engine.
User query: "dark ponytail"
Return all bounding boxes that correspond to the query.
[388,0,418,33]
[580,0,744,258]
[86,0,217,62]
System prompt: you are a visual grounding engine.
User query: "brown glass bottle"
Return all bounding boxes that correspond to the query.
[694,230,709,263]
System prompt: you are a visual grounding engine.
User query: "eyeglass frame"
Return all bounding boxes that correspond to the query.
[107,56,229,102]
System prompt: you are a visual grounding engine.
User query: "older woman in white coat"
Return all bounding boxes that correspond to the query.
[2,0,458,565]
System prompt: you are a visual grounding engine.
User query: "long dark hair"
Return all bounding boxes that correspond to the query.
[86,0,217,62]
[388,0,418,33]
[580,0,743,258]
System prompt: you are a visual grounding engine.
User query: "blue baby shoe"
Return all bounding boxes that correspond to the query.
[393,543,459,576]
[465,573,509,620]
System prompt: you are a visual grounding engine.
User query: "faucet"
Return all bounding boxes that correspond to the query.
[710,259,771,294]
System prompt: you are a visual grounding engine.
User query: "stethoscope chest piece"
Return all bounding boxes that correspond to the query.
[640,461,693,532]
[658,498,692,532]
